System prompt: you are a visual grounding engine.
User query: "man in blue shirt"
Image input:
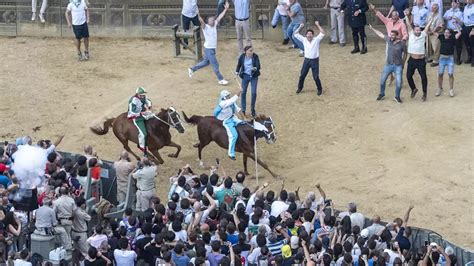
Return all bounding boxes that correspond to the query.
[412,0,430,28]
[286,0,306,56]
[233,0,252,54]
[390,0,409,19]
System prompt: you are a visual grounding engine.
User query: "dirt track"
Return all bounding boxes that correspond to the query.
[0,36,472,248]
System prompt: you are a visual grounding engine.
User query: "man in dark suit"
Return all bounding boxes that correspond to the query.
[340,0,369,54]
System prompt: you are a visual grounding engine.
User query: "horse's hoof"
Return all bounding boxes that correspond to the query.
[193,143,199,148]
[168,154,178,158]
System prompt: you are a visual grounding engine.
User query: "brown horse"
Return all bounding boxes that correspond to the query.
[181,112,278,177]
[90,107,185,164]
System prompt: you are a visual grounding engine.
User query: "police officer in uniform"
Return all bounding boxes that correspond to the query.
[340,0,369,54]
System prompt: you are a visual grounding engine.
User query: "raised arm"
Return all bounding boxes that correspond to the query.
[216,1,230,24]
[198,15,206,28]
[402,205,414,227]
[403,9,413,32]
[301,239,316,266]
[205,190,217,212]
[315,183,326,199]
[369,24,386,39]
[314,21,325,35]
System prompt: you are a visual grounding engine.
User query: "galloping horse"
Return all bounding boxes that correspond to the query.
[182,112,278,177]
[90,107,185,164]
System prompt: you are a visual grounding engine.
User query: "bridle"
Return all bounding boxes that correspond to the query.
[153,107,185,131]
[260,116,276,141]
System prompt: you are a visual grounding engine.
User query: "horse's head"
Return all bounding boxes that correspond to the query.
[166,107,185,134]
[255,115,276,144]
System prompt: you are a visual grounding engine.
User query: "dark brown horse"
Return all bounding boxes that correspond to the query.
[182,112,278,177]
[90,107,185,164]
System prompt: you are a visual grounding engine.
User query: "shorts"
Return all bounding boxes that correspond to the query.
[72,22,89,40]
[438,55,454,75]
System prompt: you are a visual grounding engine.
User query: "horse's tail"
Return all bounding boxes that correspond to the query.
[90,117,115,135]
[182,112,201,125]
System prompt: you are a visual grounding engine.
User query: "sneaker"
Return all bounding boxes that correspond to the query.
[39,13,45,23]
[421,94,427,102]
[282,38,289,45]
[299,51,304,57]
[410,88,418,98]
[188,68,193,78]
[376,94,384,101]
[449,89,454,97]
[77,52,83,61]
[272,24,277,29]
[31,12,36,21]
[393,97,402,104]
[339,43,346,47]
[83,51,89,61]
[218,79,229,86]
[435,88,442,96]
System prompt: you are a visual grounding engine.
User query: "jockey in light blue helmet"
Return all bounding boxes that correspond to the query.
[214,89,243,160]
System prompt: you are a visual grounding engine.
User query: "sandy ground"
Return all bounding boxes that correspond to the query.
[0,34,472,249]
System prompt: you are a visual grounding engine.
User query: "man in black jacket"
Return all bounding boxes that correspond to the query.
[235,45,261,117]
[340,0,369,54]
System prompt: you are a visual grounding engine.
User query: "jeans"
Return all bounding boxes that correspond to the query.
[298,58,322,91]
[181,14,200,45]
[438,55,454,75]
[191,48,224,81]
[271,10,290,39]
[379,64,403,98]
[241,74,258,116]
[223,117,241,157]
[406,57,427,94]
[287,22,304,51]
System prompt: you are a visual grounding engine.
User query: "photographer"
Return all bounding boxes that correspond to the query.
[132,157,157,211]
[113,151,135,202]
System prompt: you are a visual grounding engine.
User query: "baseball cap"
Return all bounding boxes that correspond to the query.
[290,236,299,249]
[361,228,369,239]
[281,245,292,259]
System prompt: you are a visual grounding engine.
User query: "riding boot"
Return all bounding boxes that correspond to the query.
[360,37,368,54]
[351,35,360,54]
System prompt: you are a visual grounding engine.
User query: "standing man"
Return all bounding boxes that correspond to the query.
[182,0,200,46]
[340,0,369,54]
[370,4,408,41]
[418,0,444,14]
[113,151,135,203]
[294,21,325,95]
[271,0,291,45]
[435,29,462,97]
[369,25,407,103]
[233,0,252,54]
[128,87,153,154]
[462,0,474,66]
[65,0,90,61]
[188,2,230,85]
[214,89,243,160]
[53,187,76,250]
[411,0,430,29]
[324,0,345,46]
[32,0,47,23]
[132,157,157,211]
[427,3,444,66]
[444,0,464,64]
[404,9,433,101]
[286,0,306,56]
[235,45,261,117]
[389,0,409,19]
[72,197,91,257]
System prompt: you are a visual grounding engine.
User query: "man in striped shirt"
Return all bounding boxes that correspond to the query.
[267,224,291,256]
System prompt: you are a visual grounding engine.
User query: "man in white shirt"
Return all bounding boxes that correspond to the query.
[65,0,90,61]
[114,238,137,266]
[182,0,200,46]
[294,21,325,95]
[404,10,432,101]
[272,0,291,44]
[188,2,230,85]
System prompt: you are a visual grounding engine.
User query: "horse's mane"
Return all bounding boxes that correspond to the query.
[255,114,268,121]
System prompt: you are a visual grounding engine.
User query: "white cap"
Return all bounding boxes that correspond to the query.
[361,228,369,239]
[290,236,299,249]
[220,90,230,99]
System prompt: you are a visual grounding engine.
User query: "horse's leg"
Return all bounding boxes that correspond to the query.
[246,153,278,178]
[243,154,250,176]
[166,141,181,158]
[197,142,210,168]
[149,149,165,164]
[120,139,141,161]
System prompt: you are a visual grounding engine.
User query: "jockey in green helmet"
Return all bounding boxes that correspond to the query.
[128,87,152,153]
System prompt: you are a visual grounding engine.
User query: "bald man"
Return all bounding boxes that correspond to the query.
[84,144,102,166]
[132,157,157,211]
[365,215,385,238]
[113,151,135,202]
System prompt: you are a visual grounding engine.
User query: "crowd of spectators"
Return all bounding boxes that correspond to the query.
[0,135,462,265]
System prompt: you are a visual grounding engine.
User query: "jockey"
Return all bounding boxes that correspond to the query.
[128,87,152,153]
[214,89,243,160]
